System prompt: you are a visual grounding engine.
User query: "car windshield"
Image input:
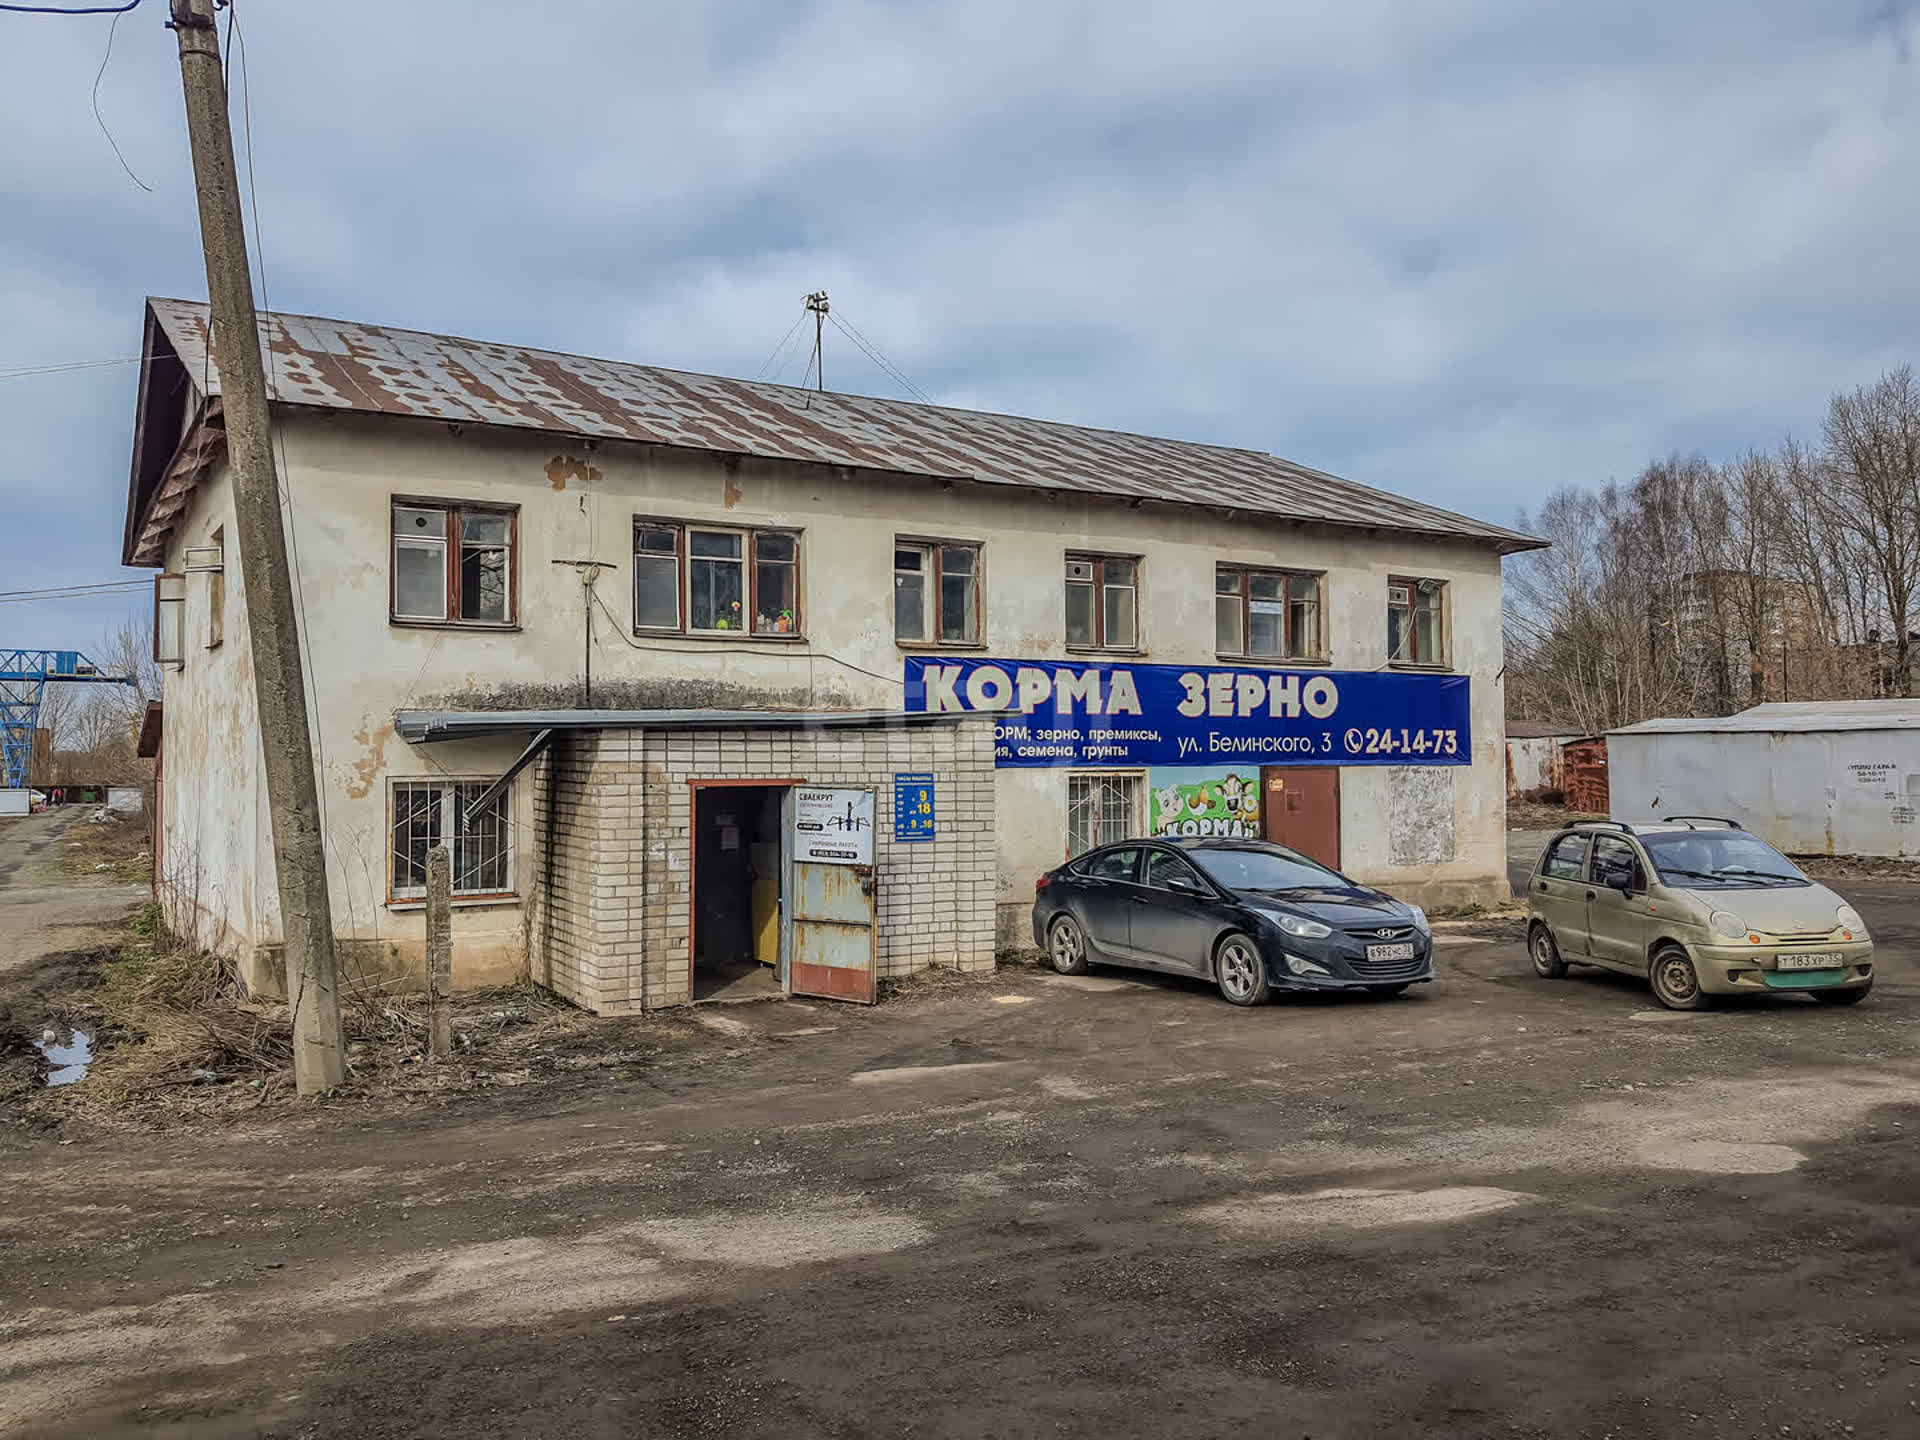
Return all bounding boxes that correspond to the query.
[1190,846,1349,893]
[1639,831,1808,889]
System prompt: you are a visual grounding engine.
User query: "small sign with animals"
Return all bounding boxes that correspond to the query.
[1149,766,1260,840]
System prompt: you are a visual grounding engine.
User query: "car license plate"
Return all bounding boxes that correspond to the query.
[1366,942,1416,962]
[1777,952,1843,971]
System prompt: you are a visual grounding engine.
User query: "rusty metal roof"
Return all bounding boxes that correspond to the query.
[142,297,1543,554]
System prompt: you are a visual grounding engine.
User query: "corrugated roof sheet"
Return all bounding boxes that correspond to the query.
[1505,718,1581,739]
[1611,699,1920,736]
[145,297,1543,554]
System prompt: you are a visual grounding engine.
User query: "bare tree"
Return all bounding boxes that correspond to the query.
[1822,366,1920,696]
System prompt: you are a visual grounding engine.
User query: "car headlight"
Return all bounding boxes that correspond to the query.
[1709,909,1749,940]
[1267,910,1333,940]
[1408,905,1430,934]
[1836,904,1865,935]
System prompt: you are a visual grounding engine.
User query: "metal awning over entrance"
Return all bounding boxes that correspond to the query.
[393,706,964,744]
[393,706,974,812]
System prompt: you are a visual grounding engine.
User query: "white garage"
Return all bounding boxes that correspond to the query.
[1608,700,1920,858]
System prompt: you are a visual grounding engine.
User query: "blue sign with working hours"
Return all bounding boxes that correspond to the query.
[894,772,936,840]
[903,657,1471,769]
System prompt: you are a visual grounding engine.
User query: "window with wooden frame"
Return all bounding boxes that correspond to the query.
[895,540,982,646]
[204,529,225,649]
[1215,566,1321,660]
[632,521,802,636]
[389,779,513,901]
[1065,554,1139,650]
[152,573,186,665]
[1388,576,1448,666]
[391,500,517,626]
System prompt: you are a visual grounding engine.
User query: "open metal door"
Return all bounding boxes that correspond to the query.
[783,787,878,1004]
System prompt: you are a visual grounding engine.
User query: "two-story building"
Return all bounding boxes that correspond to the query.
[123,298,1542,1013]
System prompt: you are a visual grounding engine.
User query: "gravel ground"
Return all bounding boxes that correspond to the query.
[1,821,1916,1439]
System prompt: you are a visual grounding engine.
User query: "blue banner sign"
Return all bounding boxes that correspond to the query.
[903,657,1470,769]
[894,772,936,841]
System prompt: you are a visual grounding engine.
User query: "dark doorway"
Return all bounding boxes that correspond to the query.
[691,784,787,1002]
[1261,766,1341,871]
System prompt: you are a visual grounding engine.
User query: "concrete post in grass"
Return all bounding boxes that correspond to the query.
[426,845,452,1060]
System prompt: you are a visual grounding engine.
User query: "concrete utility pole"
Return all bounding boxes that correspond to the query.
[169,0,345,1093]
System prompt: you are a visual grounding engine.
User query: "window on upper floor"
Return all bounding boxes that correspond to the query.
[152,573,186,665]
[389,778,513,901]
[391,500,517,626]
[1388,576,1448,666]
[205,528,225,650]
[633,520,802,636]
[1065,554,1139,650]
[895,539,981,646]
[1215,566,1321,660]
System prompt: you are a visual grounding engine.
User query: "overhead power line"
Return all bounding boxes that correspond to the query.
[0,580,151,605]
[829,311,933,405]
[754,310,808,381]
[0,356,144,381]
[91,1,151,190]
[0,2,143,14]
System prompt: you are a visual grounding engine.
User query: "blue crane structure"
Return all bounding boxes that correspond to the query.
[0,650,137,791]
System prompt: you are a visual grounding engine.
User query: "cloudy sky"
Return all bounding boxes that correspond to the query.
[3,0,1917,650]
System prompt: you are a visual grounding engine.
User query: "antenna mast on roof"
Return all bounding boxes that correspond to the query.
[804,291,830,392]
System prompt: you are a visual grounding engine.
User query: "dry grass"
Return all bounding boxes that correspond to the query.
[52,810,152,886]
[1507,800,1608,831]
[52,902,613,1118]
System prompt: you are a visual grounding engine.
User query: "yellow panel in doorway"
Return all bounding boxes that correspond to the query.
[750,842,780,967]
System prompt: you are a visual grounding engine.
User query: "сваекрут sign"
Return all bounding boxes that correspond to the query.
[903,657,1470,769]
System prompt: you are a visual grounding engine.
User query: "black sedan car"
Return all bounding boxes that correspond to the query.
[1030,838,1434,1005]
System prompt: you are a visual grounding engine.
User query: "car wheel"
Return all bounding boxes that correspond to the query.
[1046,915,1092,976]
[1812,984,1871,1006]
[1528,923,1568,979]
[1214,933,1270,1007]
[1648,944,1710,1011]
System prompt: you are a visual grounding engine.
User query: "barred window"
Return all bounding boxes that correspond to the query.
[389,780,513,900]
[1067,773,1143,858]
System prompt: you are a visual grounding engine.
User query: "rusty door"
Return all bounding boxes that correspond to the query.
[1261,766,1341,870]
[783,787,879,1004]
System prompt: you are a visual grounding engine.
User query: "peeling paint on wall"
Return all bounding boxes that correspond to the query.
[1387,765,1456,867]
[346,722,395,799]
[544,455,601,492]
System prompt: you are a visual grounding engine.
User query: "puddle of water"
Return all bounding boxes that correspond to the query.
[36,1027,92,1087]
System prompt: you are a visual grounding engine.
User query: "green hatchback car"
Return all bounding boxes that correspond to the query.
[1526,819,1873,1010]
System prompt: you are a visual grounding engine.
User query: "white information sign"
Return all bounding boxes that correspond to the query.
[792,787,875,865]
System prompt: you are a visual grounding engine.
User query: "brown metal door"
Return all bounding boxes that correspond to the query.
[786,861,878,1003]
[1261,766,1340,870]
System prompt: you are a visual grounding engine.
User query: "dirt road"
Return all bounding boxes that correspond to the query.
[1,833,1916,1438]
[0,810,149,1101]
[0,809,148,982]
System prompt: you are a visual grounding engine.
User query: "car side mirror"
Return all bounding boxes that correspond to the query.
[1605,871,1633,894]
[1168,876,1208,898]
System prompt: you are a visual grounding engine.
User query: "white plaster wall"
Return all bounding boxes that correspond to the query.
[168,409,1512,979]
[154,461,269,981]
